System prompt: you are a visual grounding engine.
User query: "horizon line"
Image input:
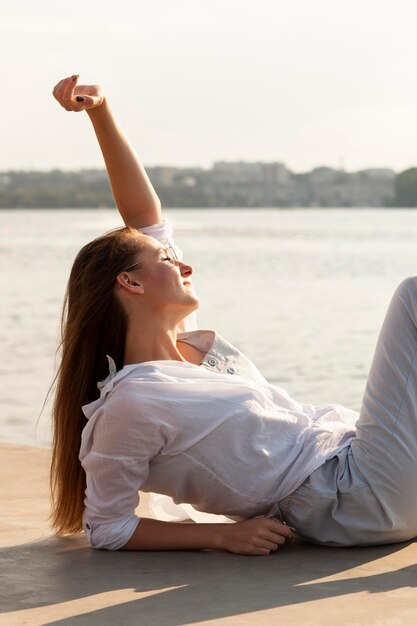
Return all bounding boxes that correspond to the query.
[0,163,405,175]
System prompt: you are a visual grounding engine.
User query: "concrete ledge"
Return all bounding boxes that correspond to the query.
[2,442,417,625]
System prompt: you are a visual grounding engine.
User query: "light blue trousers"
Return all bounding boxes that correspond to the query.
[277,276,417,547]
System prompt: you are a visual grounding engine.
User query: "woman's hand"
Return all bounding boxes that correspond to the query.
[52,75,104,112]
[52,72,162,227]
[218,517,295,556]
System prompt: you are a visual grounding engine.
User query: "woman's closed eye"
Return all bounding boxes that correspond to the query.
[158,246,179,265]
[160,251,178,264]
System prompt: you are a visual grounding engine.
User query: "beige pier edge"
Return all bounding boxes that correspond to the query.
[1,441,417,626]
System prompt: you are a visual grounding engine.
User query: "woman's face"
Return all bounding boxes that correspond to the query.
[124,236,199,316]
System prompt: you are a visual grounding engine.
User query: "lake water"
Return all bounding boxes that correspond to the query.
[2,207,417,447]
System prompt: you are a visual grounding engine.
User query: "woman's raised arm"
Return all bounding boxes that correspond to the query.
[52,74,162,228]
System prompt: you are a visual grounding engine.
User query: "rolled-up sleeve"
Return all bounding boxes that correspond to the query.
[80,393,165,550]
[82,452,144,550]
[138,219,184,260]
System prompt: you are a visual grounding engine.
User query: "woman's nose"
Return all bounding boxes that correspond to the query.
[179,261,193,277]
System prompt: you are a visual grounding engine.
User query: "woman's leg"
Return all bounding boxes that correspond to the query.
[278,276,417,546]
[351,275,417,540]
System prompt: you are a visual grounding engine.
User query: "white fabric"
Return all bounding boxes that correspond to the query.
[78,219,358,550]
[138,221,211,524]
[139,220,220,524]
[80,328,358,550]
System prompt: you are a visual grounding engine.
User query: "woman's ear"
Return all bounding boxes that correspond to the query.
[116,272,145,294]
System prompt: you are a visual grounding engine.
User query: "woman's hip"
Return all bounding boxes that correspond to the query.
[277,446,417,547]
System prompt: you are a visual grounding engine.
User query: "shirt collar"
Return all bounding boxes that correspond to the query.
[82,329,222,420]
[96,355,117,391]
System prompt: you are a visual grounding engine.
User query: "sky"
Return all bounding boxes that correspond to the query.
[3,0,417,173]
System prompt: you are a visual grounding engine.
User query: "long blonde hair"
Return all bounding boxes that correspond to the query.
[50,226,146,534]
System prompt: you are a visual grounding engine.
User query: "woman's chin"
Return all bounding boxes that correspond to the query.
[190,296,200,311]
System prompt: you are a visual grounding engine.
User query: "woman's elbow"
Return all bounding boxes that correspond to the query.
[84,515,140,551]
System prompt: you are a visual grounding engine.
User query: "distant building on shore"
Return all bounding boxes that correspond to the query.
[0,162,401,208]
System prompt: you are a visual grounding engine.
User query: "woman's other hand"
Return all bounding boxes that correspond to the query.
[218,517,295,556]
[52,75,104,112]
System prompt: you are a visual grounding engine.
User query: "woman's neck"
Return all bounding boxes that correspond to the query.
[123,321,183,365]
[122,303,204,366]
[124,322,206,366]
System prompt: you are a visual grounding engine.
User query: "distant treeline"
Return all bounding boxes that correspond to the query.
[0,170,113,209]
[2,164,417,208]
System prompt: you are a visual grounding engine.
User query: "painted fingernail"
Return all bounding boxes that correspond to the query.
[76,96,86,102]
[71,74,79,81]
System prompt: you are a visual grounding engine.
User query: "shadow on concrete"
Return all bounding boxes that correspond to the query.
[1,535,415,625]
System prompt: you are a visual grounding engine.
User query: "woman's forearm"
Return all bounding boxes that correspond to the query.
[119,515,294,555]
[87,100,162,228]
[120,517,222,551]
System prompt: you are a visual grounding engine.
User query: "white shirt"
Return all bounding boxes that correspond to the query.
[79,221,358,550]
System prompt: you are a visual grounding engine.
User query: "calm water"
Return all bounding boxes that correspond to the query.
[2,207,417,447]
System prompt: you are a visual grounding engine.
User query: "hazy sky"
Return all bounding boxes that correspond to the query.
[3,0,417,172]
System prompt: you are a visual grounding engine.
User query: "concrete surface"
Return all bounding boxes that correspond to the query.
[2,442,417,626]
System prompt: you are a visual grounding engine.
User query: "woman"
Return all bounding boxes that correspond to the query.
[51,75,417,554]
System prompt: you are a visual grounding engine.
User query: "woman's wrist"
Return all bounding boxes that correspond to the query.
[211,524,228,551]
[86,96,110,121]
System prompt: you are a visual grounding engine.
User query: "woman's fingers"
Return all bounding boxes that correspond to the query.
[265,518,294,539]
[62,74,79,105]
[220,517,295,556]
[276,518,294,532]
[74,94,96,109]
[52,78,66,106]
[257,529,287,552]
[258,538,281,551]
[252,519,294,553]
[74,85,104,109]
[52,75,101,112]
[268,532,286,545]
[52,75,77,111]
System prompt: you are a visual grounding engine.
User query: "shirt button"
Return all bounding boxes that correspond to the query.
[85,523,91,530]
[208,357,217,366]
[227,366,236,375]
